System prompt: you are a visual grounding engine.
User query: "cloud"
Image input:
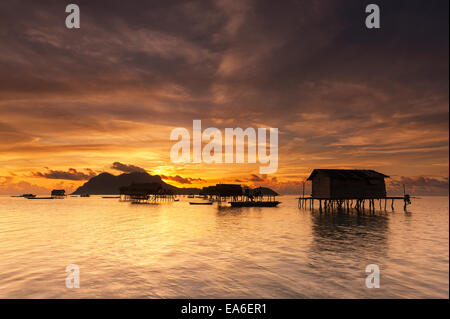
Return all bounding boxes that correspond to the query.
[0,0,447,192]
[391,176,449,188]
[0,180,50,195]
[0,175,77,195]
[33,168,97,181]
[0,122,35,144]
[249,174,265,182]
[388,176,449,196]
[160,175,206,184]
[111,162,147,173]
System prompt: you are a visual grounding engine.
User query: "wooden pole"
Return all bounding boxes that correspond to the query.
[302,182,305,199]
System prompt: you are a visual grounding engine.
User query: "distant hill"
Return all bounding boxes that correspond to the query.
[72,172,200,195]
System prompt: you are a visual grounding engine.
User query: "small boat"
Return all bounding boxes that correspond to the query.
[12,194,36,198]
[189,202,213,205]
[229,201,280,207]
[102,196,120,199]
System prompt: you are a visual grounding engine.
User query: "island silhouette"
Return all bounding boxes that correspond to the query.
[72,172,201,195]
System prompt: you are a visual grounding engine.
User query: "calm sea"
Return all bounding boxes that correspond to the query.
[0,195,448,298]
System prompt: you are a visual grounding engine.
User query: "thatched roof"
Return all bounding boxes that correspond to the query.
[200,186,217,195]
[307,169,389,181]
[252,187,279,196]
[215,184,242,196]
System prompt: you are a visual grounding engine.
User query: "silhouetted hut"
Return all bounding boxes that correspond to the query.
[120,182,162,196]
[307,169,389,199]
[51,189,66,198]
[200,186,217,196]
[252,187,279,201]
[119,182,174,203]
[230,186,280,207]
[215,184,242,201]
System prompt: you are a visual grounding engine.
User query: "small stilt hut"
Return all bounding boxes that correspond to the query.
[298,169,411,212]
[51,189,66,198]
[119,183,176,203]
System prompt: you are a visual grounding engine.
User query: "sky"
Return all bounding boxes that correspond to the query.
[0,0,448,195]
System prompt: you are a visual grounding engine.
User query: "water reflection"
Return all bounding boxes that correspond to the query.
[308,210,389,254]
[215,205,279,215]
[0,195,447,298]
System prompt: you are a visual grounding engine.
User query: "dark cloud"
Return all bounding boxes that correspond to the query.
[0,1,448,194]
[161,175,205,184]
[248,174,265,182]
[388,176,449,196]
[0,122,34,144]
[33,168,96,180]
[111,162,147,173]
[391,176,449,188]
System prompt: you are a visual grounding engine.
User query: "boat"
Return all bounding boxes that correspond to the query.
[229,201,280,207]
[80,194,90,197]
[102,196,120,199]
[11,194,37,198]
[28,197,54,200]
[187,195,195,198]
[189,202,213,205]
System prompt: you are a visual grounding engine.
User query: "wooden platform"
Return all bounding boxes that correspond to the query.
[297,195,411,211]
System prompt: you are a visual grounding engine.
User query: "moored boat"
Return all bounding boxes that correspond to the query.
[11,194,37,198]
[229,201,280,207]
[189,202,213,205]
